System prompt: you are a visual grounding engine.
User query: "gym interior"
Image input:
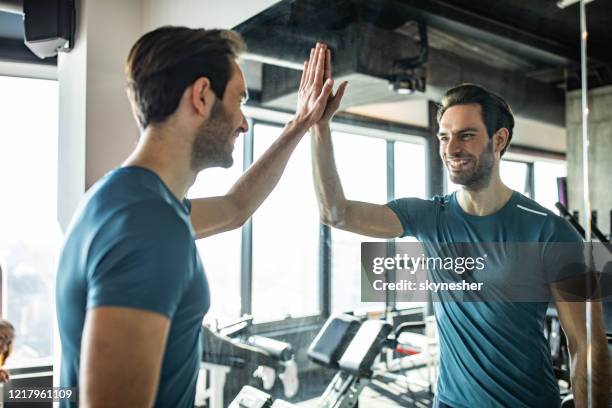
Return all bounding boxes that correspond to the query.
[1,0,611,407]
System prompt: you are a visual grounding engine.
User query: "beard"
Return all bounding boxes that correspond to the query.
[191,99,236,171]
[447,139,495,191]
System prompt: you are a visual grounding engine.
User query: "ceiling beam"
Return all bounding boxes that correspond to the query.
[244,21,565,126]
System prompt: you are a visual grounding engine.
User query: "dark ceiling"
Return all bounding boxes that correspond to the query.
[234,0,612,91]
[228,0,612,126]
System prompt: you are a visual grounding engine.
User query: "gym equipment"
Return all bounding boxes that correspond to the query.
[196,316,298,408]
[229,313,437,408]
[308,314,432,408]
[556,202,612,253]
[228,385,296,408]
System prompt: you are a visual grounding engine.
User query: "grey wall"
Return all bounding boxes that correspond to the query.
[567,85,612,238]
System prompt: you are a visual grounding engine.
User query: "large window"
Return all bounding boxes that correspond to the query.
[394,141,428,309]
[534,161,566,212]
[394,141,427,200]
[330,132,387,314]
[251,124,319,322]
[188,136,244,327]
[0,76,60,368]
[192,119,430,322]
[500,160,530,196]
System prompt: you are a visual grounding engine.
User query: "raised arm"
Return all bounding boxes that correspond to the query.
[310,50,403,239]
[191,43,334,239]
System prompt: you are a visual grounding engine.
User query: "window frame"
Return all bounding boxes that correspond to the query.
[0,73,59,373]
[240,114,430,325]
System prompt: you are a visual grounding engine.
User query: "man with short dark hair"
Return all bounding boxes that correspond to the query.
[311,79,610,407]
[56,26,340,408]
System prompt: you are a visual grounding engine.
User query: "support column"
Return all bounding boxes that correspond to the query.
[57,0,144,231]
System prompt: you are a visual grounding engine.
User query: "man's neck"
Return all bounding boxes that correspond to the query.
[456,173,513,216]
[123,125,197,201]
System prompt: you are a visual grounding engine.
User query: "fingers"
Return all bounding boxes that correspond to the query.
[324,48,331,81]
[313,44,326,86]
[315,78,334,106]
[325,81,348,118]
[306,47,316,86]
[334,81,348,103]
[299,60,308,89]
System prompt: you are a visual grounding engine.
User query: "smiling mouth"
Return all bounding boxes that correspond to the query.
[447,158,472,171]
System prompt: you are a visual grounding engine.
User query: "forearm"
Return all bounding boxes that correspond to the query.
[311,123,347,225]
[226,120,308,221]
[571,335,610,407]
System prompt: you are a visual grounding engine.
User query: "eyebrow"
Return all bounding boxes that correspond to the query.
[437,127,479,137]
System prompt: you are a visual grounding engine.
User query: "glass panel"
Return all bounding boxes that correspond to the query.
[500,160,530,196]
[394,140,427,310]
[251,124,319,322]
[533,160,567,212]
[394,141,427,199]
[330,132,386,314]
[188,136,244,326]
[0,76,60,368]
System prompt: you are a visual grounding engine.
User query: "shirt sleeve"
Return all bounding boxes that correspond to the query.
[542,214,585,285]
[386,197,437,239]
[86,200,195,319]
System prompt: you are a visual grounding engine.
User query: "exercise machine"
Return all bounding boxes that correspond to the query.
[229,313,436,408]
[196,316,298,408]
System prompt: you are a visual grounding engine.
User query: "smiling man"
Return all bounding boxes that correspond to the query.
[312,81,610,407]
[56,27,338,408]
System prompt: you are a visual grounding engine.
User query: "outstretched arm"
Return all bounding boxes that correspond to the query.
[190,43,334,239]
[311,50,403,239]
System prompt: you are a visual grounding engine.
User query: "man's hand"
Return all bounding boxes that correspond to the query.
[191,43,342,239]
[294,43,335,128]
[317,48,348,125]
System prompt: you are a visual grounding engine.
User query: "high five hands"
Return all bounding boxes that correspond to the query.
[295,43,348,128]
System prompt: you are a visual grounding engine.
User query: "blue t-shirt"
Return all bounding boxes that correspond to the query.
[56,166,210,408]
[387,191,582,408]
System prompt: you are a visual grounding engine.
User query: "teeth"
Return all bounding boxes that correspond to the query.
[448,159,469,169]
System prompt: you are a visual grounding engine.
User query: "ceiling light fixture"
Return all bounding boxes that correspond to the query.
[556,0,595,9]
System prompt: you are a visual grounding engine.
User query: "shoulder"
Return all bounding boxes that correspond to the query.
[112,199,193,241]
[512,193,554,217]
[387,194,451,214]
[88,200,195,281]
[512,193,581,243]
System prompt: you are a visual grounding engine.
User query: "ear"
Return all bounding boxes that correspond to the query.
[494,128,510,154]
[190,76,215,119]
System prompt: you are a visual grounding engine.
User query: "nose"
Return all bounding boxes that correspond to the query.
[239,110,249,134]
[446,135,462,157]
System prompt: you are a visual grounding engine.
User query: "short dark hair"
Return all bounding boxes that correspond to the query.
[437,83,514,156]
[126,26,246,129]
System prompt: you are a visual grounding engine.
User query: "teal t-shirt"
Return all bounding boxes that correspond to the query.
[387,191,582,408]
[56,166,210,408]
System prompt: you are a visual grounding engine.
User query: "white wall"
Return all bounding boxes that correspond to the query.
[142,0,281,30]
[57,0,143,230]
